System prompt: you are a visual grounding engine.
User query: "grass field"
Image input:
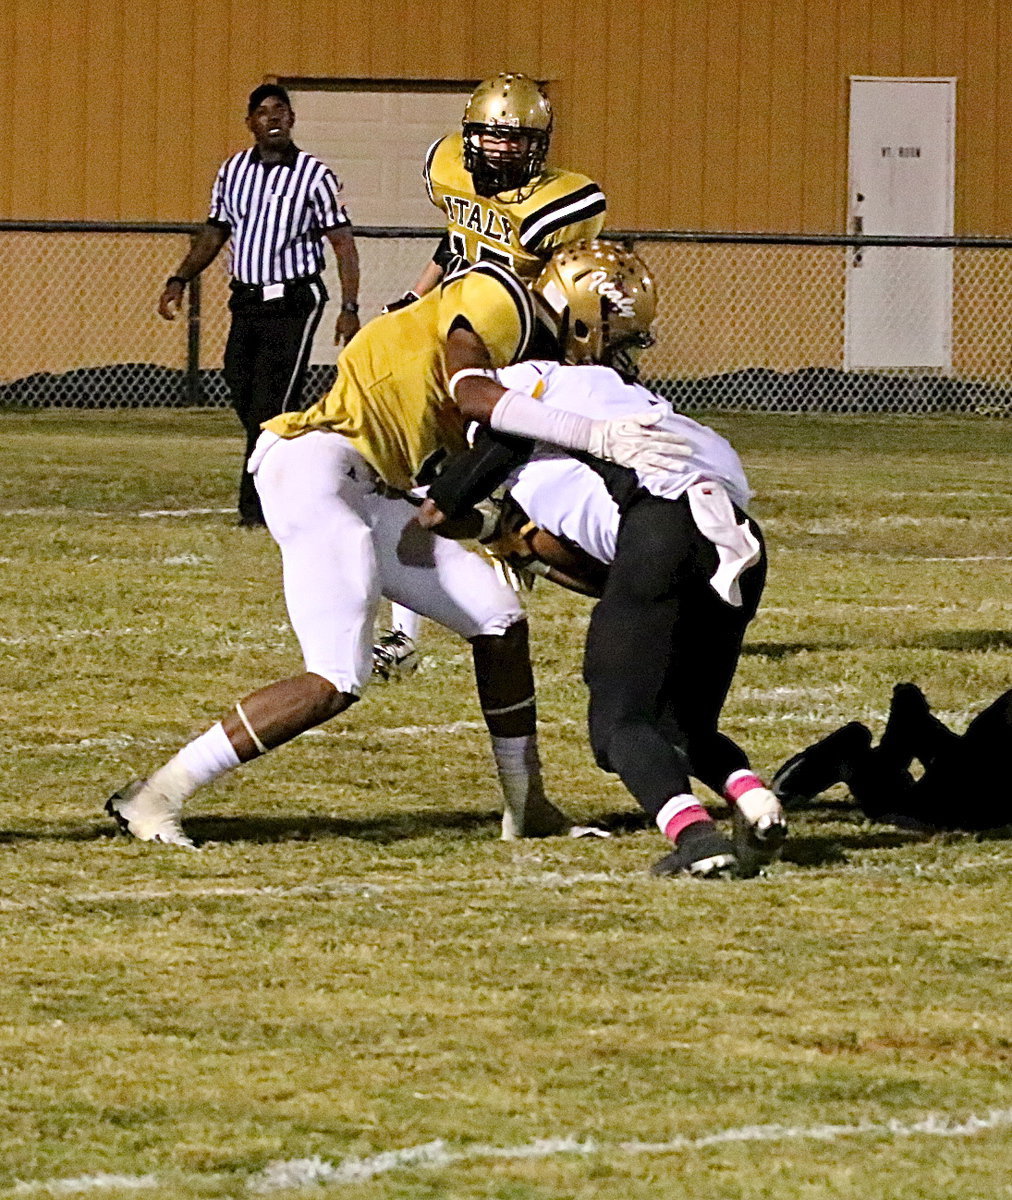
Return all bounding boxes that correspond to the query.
[1,409,1011,1199]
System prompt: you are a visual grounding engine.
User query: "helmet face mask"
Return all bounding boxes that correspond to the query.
[462,73,552,196]
[534,240,657,378]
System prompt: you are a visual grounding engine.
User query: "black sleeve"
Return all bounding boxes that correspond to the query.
[432,232,454,270]
[427,426,534,517]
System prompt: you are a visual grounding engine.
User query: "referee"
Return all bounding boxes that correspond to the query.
[158,83,361,526]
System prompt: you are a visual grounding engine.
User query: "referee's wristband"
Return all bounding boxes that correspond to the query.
[341,301,359,313]
[166,275,189,288]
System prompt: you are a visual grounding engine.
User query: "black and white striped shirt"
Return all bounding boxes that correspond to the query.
[208,145,350,285]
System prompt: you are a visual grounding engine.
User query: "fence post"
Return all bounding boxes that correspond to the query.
[184,241,202,406]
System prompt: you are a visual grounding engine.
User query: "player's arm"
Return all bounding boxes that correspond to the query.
[407,138,460,299]
[445,325,690,473]
[158,223,229,320]
[426,424,533,518]
[530,530,608,598]
[422,490,608,599]
[487,510,608,599]
[517,178,607,258]
[411,234,456,298]
[385,237,453,311]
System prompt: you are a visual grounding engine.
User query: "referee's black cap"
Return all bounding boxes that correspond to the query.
[248,83,292,114]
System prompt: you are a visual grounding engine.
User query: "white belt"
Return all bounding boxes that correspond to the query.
[686,480,762,607]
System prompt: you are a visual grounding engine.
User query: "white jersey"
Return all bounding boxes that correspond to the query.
[496,361,752,566]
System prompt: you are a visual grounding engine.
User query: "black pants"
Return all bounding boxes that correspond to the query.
[845,688,1012,831]
[223,276,328,522]
[583,491,767,820]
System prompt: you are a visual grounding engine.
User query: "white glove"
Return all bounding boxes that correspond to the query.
[585,410,692,472]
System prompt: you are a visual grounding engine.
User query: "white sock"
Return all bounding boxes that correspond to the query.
[390,604,422,641]
[148,722,240,805]
[491,733,546,807]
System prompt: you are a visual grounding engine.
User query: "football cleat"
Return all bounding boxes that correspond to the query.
[650,821,737,878]
[771,722,873,808]
[501,792,572,840]
[371,630,419,682]
[731,787,788,878]
[105,779,198,850]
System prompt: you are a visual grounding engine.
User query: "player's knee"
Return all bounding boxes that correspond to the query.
[467,606,526,640]
[591,716,670,777]
[303,672,360,724]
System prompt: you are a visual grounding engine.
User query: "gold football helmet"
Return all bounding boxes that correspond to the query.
[462,73,553,195]
[533,240,657,377]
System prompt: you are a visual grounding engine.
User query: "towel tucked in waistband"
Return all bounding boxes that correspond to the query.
[686,480,762,607]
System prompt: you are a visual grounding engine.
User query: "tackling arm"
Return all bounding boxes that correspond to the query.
[426,425,533,519]
[409,233,455,297]
[420,488,608,599]
[444,325,691,474]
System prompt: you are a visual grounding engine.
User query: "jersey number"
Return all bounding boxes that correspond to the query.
[448,231,515,272]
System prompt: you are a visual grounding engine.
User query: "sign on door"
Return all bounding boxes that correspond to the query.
[845,77,956,371]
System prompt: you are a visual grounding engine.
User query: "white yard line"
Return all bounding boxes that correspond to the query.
[773,547,1012,562]
[0,507,232,519]
[249,1108,1012,1189]
[766,515,1012,533]
[10,1107,1012,1195]
[12,1174,159,1194]
[6,719,583,755]
[763,489,1011,500]
[244,1107,1012,1187]
[4,844,1007,915]
[0,871,635,910]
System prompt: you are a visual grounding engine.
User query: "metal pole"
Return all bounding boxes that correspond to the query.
[185,252,202,407]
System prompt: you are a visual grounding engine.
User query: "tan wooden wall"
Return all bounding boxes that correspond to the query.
[3,0,1012,233]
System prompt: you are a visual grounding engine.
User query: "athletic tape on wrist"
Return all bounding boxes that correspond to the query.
[235,700,268,756]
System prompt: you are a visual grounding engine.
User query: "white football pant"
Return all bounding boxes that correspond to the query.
[252,430,523,695]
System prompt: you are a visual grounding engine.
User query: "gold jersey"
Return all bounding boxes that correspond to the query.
[424,132,607,281]
[264,262,536,492]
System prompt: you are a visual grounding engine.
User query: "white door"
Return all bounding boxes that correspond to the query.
[288,84,473,362]
[844,77,955,370]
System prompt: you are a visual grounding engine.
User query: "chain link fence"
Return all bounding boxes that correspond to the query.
[2,222,1011,414]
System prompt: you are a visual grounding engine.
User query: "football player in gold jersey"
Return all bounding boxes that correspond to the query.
[105,260,686,848]
[378,71,607,669]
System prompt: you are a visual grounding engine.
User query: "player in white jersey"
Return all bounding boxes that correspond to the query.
[420,241,788,877]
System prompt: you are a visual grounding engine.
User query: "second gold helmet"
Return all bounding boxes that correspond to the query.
[533,240,657,376]
[462,73,552,195]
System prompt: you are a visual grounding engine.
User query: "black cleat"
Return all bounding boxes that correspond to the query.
[651,821,737,878]
[771,722,872,808]
[732,789,788,878]
[881,682,959,765]
[371,630,419,681]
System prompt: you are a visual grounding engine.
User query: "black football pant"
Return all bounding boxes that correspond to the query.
[223,276,328,523]
[583,491,767,821]
[842,687,1012,831]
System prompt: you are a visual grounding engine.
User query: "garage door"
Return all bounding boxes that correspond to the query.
[287,83,473,362]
